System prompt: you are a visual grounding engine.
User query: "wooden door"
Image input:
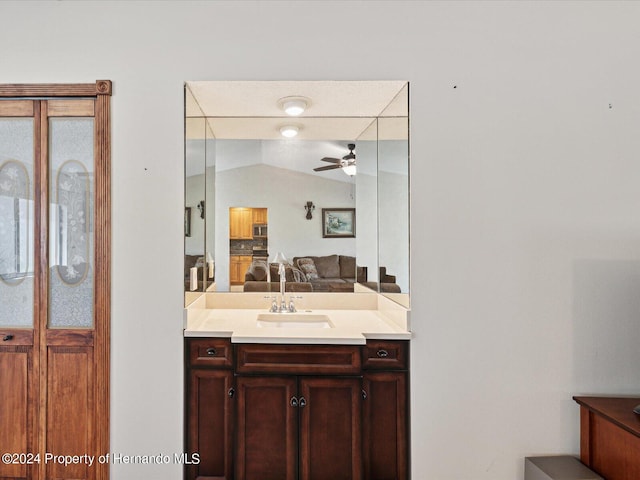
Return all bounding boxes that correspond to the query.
[0,100,38,480]
[298,377,362,480]
[230,255,252,285]
[239,256,253,282]
[236,376,298,480]
[186,369,234,480]
[0,82,111,480]
[252,208,267,224]
[362,372,408,480]
[229,208,252,239]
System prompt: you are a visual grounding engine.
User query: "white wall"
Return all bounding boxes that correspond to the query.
[3,2,640,479]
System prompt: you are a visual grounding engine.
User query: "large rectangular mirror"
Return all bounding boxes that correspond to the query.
[185,81,409,306]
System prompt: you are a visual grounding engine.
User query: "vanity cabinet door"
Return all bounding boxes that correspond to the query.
[186,369,235,480]
[235,376,298,480]
[362,372,408,480]
[299,377,362,480]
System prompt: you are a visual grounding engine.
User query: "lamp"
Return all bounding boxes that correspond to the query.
[278,96,309,116]
[304,201,315,220]
[271,251,289,265]
[279,125,299,138]
[342,164,357,176]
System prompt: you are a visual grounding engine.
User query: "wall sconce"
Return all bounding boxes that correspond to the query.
[304,201,315,220]
[197,200,205,219]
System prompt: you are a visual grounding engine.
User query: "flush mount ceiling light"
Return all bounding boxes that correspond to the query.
[278,96,309,116]
[279,125,300,138]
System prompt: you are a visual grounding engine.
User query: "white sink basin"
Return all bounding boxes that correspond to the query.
[256,312,333,329]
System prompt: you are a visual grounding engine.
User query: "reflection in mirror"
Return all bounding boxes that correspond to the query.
[185,81,409,307]
[184,115,206,292]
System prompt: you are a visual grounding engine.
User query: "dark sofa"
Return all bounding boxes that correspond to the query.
[244,254,367,292]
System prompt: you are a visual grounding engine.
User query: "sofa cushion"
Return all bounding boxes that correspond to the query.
[269,263,306,282]
[313,254,340,278]
[297,257,319,281]
[339,255,356,279]
[246,261,268,281]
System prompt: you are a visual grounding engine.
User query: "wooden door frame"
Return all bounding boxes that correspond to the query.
[0,81,111,480]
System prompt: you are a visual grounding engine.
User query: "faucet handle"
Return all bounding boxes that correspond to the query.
[265,296,278,312]
[288,295,303,313]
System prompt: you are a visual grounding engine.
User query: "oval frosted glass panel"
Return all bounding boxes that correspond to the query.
[49,118,94,328]
[0,119,34,328]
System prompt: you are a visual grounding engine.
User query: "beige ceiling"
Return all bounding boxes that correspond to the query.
[185,80,408,140]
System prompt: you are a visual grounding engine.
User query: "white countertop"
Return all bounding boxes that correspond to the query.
[184,308,411,345]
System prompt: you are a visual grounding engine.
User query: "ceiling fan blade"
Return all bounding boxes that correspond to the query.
[320,157,342,164]
[314,164,342,172]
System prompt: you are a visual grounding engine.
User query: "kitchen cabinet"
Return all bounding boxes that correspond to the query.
[229,255,253,285]
[251,208,268,225]
[229,208,253,239]
[185,339,409,480]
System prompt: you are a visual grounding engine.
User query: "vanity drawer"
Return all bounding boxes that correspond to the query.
[362,340,408,370]
[187,338,233,368]
[236,344,361,375]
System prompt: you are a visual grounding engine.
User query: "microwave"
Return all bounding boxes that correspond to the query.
[253,224,267,238]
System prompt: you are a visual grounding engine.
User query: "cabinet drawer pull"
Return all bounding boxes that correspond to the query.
[290,396,298,407]
[299,397,307,408]
[228,388,235,398]
[376,349,389,358]
[206,347,217,356]
[2,334,13,342]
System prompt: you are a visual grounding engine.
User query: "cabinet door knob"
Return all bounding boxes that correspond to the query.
[290,396,298,407]
[362,389,368,400]
[299,397,307,408]
[2,334,14,342]
[206,347,217,356]
[376,349,389,358]
[228,388,235,398]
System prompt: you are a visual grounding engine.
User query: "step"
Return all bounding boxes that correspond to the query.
[525,456,603,480]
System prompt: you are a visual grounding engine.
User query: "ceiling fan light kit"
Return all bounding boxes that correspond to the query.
[342,164,357,176]
[313,143,357,176]
[278,96,309,116]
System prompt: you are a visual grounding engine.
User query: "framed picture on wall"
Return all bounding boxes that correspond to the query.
[322,208,356,238]
[185,207,192,237]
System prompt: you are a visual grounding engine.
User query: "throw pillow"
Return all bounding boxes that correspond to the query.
[289,266,306,283]
[314,254,340,278]
[297,257,319,281]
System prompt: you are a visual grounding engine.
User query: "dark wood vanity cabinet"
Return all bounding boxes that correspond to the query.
[235,376,362,480]
[185,339,235,480]
[185,338,409,480]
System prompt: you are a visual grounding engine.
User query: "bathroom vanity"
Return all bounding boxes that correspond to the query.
[184,293,411,480]
[183,80,411,479]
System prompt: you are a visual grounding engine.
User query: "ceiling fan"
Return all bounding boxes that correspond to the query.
[313,143,357,176]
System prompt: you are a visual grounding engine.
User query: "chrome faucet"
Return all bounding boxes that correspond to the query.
[267,293,301,313]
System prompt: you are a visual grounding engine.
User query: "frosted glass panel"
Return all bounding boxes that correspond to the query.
[49,118,94,328]
[0,119,34,328]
